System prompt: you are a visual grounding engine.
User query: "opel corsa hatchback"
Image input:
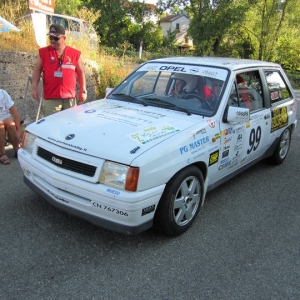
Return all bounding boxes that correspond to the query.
[19,57,297,236]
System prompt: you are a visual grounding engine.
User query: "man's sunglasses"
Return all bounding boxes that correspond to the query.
[49,36,64,41]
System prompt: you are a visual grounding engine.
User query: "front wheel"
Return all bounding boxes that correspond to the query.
[269,127,291,165]
[154,166,204,236]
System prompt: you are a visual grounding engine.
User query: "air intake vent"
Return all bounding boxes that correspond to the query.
[37,147,96,177]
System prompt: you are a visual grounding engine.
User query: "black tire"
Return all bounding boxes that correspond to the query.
[269,127,291,165]
[154,166,204,236]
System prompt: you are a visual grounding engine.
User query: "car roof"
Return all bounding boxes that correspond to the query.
[149,57,281,71]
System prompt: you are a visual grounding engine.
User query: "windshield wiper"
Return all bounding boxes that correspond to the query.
[143,97,192,116]
[111,93,147,106]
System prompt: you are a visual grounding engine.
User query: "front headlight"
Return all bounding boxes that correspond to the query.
[100,161,139,192]
[22,131,36,154]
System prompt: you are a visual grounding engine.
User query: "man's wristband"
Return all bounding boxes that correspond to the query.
[81,89,87,94]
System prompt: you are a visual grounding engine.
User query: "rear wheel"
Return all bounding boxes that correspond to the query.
[154,166,204,236]
[269,127,291,165]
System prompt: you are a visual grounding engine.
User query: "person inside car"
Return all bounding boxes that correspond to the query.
[236,75,252,109]
[169,73,197,98]
[201,79,223,111]
[196,76,213,100]
[171,78,186,98]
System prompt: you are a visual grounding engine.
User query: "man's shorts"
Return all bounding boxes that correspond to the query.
[44,98,77,117]
[0,112,12,121]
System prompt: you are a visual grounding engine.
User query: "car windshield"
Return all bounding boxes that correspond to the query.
[108,62,229,116]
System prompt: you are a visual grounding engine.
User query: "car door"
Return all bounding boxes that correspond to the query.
[218,70,271,174]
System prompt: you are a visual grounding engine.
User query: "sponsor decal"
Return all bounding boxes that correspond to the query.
[188,128,206,139]
[212,133,220,143]
[85,109,97,113]
[209,150,219,166]
[202,70,218,78]
[65,134,75,140]
[65,56,72,63]
[240,156,247,164]
[222,149,229,158]
[250,112,264,120]
[207,119,215,128]
[220,127,233,137]
[159,66,187,72]
[237,134,243,143]
[194,151,205,160]
[145,65,158,71]
[223,136,232,144]
[132,124,180,144]
[180,136,209,154]
[220,157,229,164]
[234,143,243,151]
[235,125,244,134]
[270,91,281,101]
[271,106,288,132]
[48,137,87,151]
[130,146,140,154]
[141,205,156,216]
[219,160,231,170]
[47,189,69,204]
[106,188,120,196]
[97,111,152,127]
[236,110,249,117]
[229,157,238,168]
[246,122,251,128]
[121,107,166,119]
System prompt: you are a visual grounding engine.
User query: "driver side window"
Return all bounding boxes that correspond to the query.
[228,71,264,112]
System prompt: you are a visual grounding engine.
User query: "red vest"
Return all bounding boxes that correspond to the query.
[39,45,81,99]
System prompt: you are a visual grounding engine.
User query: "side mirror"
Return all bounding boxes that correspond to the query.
[224,106,250,123]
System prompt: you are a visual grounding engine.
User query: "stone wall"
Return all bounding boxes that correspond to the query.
[0,50,100,121]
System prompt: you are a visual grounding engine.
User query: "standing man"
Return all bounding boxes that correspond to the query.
[0,89,21,165]
[31,24,87,116]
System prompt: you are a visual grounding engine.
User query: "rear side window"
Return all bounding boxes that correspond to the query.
[47,15,68,30]
[264,70,292,104]
[68,20,80,32]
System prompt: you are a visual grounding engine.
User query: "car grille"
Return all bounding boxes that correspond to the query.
[37,147,97,177]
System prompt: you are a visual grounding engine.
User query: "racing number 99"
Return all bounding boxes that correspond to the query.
[247,126,262,154]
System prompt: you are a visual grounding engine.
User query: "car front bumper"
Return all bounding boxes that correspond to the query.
[19,149,165,235]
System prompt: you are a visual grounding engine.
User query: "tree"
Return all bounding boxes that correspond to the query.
[158,0,300,69]
[54,0,82,16]
[242,0,300,65]
[0,0,29,21]
[158,0,249,56]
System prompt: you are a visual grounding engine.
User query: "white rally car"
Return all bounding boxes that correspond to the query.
[18,57,297,236]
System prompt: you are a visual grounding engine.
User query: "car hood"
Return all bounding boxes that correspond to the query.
[27,99,204,164]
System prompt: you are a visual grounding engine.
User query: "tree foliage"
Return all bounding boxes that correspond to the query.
[83,0,162,51]
[158,0,300,68]
[2,0,300,69]
[54,0,82,16]
[0,0,29,21]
